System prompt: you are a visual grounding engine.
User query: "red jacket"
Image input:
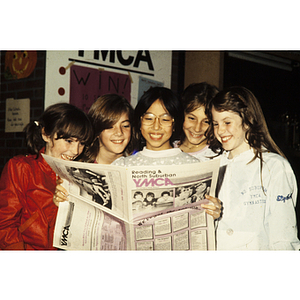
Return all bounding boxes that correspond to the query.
[0,149,58,250]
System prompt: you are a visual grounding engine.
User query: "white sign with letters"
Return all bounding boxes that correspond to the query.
[5,98,30,133]
[45,50,172,109]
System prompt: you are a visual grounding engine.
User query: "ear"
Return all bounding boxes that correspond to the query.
[243,123,249,131]
[41,128,51,143]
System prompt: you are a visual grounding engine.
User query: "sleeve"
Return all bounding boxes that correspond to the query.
[266,158,300,250]
[0,158,28,250]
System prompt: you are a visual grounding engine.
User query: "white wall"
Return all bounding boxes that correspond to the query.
[45,50,172,109]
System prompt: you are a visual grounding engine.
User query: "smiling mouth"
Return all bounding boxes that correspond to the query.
[61,154,76,160]
[150,133,163,140]
[111,139,124,144]
[221,136,231,143]
[189,131,204,138]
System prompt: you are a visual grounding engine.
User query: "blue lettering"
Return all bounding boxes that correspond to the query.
[276,193,292,203]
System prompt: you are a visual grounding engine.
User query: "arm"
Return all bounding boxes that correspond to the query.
[267,158,300,250]
[0,159,26,250]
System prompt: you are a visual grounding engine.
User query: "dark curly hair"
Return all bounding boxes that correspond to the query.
[206,86,285,163]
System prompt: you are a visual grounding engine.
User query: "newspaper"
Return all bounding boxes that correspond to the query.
[43,154,220,251]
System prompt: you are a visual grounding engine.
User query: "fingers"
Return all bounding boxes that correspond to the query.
[53,194,61,207]
[53,184,69,207]
[56,178,64,185]
[201,195,223,220]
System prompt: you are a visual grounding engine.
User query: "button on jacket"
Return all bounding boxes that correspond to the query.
[216,149,300,250]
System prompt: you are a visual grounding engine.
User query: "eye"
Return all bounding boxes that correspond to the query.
[213,123,218,127]
[122,122,131,128]
[162,117,172,122]
[187,115,196,121]
[203,119,210,124]
[65,139,73,144]
[144,116,154,121]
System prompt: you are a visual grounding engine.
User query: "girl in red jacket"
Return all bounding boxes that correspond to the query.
[0,103,93,250]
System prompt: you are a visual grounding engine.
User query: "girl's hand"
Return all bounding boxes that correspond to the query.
[53,178,69,207]
[201,195,223,220]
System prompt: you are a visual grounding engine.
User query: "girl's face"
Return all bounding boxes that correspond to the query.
[183,106,209,147]
[42,133,84,160]
[99,112,131,157]
[140,99,174,151]
[212,107,250,159]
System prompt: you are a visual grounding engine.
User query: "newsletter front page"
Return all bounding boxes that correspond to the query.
[43,154,220,251]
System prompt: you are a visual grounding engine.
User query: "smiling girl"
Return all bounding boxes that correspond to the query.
[175,82,219,161]
[81,94,134,164]
[53,94,135,205]
[112,87,222,219]
[206,86,300,250]
[113,87,198,165]
[0,103,93,250]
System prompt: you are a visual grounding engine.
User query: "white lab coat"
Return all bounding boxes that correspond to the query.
[216,149,300,250]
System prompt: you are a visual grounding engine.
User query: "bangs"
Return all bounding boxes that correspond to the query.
[56,118,93,145]
[185,101,202,114]
[102,106,131,130]
[104,110,127,128]
[89,94,133,133]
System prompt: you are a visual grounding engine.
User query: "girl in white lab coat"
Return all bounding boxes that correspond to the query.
[206,86,300,250]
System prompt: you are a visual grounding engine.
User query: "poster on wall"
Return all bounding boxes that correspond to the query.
[4,51,37,80]
[45,51,172,109]
[5,98,30,132]
[69,65,131,113]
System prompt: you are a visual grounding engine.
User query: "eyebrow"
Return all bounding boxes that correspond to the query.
[145,112,171,116]
[213,116,233,121]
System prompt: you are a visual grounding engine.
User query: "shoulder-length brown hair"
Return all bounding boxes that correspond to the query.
[206,86,285,162]
[81,94,135,162]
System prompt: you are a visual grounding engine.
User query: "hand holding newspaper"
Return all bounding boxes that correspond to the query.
[43,154,220,250]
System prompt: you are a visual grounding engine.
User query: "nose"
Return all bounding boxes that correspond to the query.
[113,125,123,136]
[195,121,202,132]
[70,141,81,156]
[153,117,160,130]
[217,124,226,136]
